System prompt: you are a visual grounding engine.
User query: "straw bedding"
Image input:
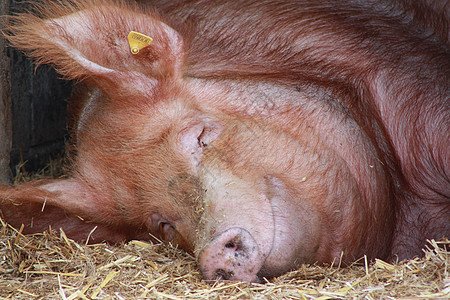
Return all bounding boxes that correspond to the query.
[1,162,448,299]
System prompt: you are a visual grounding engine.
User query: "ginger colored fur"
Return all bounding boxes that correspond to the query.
[0,0,448,278]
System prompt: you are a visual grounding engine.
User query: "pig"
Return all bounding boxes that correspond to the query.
[0,0,449,282]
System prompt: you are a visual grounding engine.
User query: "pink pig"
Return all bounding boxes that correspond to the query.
[0,0,448,282]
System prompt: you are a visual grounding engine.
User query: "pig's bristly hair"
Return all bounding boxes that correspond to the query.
[4,0,115,79]
[1,0,177,82]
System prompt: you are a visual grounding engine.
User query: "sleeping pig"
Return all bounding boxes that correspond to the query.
[0,0,448,282]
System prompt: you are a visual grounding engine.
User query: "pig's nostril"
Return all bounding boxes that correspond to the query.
[225,238,243,250]
[199,228,262,282]
[225,241,235,248]
[214,269,234,280]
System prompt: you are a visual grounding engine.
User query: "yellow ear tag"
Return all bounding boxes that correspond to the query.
[127,31,153,54]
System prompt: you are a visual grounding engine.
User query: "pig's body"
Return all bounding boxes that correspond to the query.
[1,0,449,282]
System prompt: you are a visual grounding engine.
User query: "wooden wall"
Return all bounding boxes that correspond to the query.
[1,0,72,182]
[0,0,11,183]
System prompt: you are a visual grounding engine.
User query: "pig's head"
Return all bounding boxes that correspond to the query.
[1,0,393,282]
[1,0,208,247]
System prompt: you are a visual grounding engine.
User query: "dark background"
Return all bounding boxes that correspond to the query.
[7,0,72,177]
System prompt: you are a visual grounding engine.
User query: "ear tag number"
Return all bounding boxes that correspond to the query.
[127,31,153,54]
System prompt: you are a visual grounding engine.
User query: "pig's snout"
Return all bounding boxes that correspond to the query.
[198,227,264,282]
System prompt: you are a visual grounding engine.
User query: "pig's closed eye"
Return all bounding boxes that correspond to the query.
[159,222,176,241]
[159,221,174,231]
[198,128,208,147]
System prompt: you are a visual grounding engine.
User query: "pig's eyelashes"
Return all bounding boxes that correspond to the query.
[179,122,223,167]
[197,124,224,148]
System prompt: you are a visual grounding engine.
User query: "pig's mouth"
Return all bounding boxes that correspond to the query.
[254,175,294,280]
[256,202,279,280]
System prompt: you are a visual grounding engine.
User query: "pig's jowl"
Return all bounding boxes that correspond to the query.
[0,0,449,282]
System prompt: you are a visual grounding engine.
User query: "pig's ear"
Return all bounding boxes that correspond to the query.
[3,1,183,100]
[179,121,224,169]
[0,179,131,243]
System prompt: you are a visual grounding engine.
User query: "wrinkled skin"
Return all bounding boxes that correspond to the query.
[0,0,449,282]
